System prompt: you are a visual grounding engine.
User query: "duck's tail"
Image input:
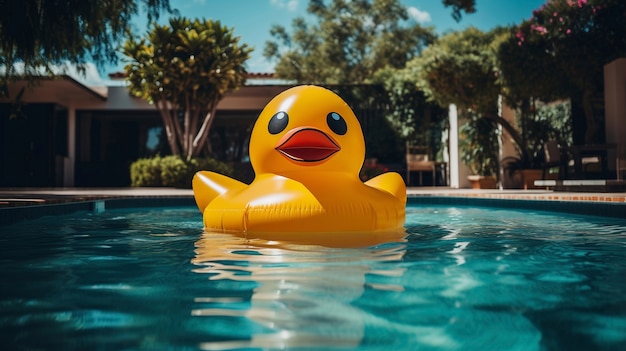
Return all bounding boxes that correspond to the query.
[192,171,247,213]
[364,172,407,205]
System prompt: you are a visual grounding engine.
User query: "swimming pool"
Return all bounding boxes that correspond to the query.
[1,202,625,350]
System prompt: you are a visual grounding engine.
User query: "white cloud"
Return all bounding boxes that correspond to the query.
[407,6,431,24]
[270,0,298,12]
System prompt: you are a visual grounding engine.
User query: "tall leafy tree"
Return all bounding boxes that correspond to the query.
[407,27,527,175]
[506,0,626,144]
[123,17,251,159]
[372,66,447,151]
[264,0,435,84]
[409,27,505,115]
[0,0,173,96]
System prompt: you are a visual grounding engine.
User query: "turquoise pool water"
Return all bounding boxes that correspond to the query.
[1,204,625,350]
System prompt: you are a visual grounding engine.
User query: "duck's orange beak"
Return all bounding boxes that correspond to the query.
[275,127,340,162]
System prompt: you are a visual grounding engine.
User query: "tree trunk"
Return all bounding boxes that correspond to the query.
[183,111,190,158]
[182,94,192,159]
[157,100,180,156]
[155,96,221,159]
[482,113,530,166]
[570,94,586,146]
[581,87,598,144]
[192,103,218,158]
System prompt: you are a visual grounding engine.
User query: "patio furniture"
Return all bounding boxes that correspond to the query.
[567,143,615,179]
[406,145,435,186]
[542,141,565,180]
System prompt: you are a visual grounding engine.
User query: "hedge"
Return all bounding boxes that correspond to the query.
[130,155,234,188]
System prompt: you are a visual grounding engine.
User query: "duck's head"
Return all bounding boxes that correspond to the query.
[249,85,365,177]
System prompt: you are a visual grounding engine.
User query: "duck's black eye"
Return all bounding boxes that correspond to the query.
[268,111,289,134]
[327,112,347,135]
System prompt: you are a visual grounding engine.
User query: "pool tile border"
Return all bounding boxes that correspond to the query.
[1,192,625,226]
[407,194,626,218]
[0,197,196,227]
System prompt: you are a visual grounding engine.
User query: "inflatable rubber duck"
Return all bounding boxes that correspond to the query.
[193,85,406,235]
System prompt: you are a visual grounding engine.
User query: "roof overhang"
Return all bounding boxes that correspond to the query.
[1,75,107,106]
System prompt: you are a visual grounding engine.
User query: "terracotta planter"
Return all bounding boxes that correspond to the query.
[467,175,497,189]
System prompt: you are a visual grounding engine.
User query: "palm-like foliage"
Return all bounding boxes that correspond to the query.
[123,17,251,159]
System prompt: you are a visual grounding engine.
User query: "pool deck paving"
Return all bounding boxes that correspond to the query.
[0,187,625,208]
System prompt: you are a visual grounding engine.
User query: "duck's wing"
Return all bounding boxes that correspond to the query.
[192,171,247,213]
[365,172,407,205]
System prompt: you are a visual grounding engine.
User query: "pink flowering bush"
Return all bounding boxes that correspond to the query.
[516,0,620,48]
[506,0,625,143]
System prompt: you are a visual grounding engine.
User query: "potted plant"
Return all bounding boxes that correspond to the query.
[459,116,500,189]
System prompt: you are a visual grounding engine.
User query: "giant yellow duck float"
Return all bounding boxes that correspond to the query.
[193,85,406,236]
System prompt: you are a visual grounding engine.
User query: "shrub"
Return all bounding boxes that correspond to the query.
[130,156,233,188]
[130,157,162,187]
[159,156,189,188]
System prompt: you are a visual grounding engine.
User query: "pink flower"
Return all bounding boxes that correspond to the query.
[577,0,587,8]
[531,24,548,34]
[566,29,571,34]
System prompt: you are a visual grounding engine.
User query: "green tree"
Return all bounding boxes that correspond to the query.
[372,66,447,156]
[123,17,252,159]
[409,24,576,174]
[409,27,504,114]
[0,0,173,97]
[264,0,435,84]
[507,0,626,144]
[498,27,571,167]
[407,27,525,175]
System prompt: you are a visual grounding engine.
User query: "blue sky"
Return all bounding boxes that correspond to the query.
[92,0,546,84]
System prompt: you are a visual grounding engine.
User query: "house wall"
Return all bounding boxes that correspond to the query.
[1,81,406,187]
[66,85,293,186]
[604,58,626,172]
[0,104,67,187]
[1,83,294,187]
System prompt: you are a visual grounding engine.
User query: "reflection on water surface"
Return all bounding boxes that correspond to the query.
[192,231,407,350]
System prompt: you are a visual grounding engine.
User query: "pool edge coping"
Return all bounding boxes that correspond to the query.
[1,192,625,227]
[406,195,626,219]
[0,196,197,227]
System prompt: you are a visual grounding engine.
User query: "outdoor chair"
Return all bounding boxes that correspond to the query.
[542,141,565,180]
[543,141,601,180]
[406,145,435,186]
